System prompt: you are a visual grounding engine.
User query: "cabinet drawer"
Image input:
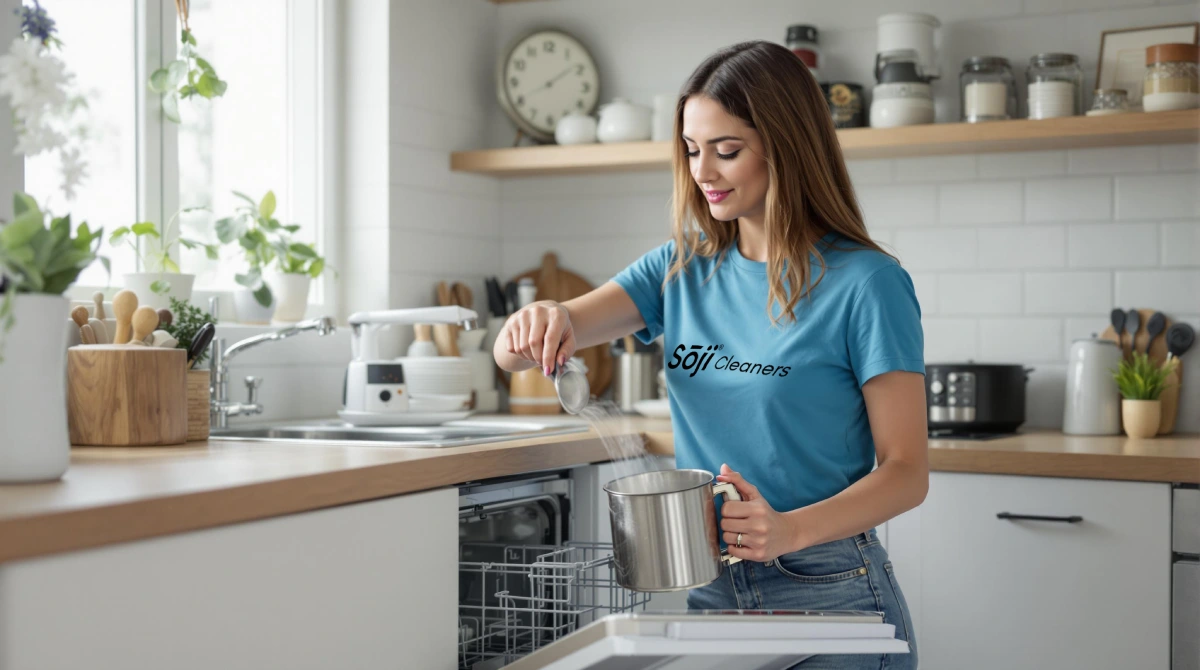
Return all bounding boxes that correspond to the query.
[1176,487,1200,554]
[920,472,1171,670]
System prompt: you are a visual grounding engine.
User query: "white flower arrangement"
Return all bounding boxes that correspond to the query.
[0,2,90,201]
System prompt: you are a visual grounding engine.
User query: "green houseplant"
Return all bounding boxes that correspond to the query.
[1112,352,1173,439]
[217,190,327,323]
[166,296,217,366]
[109,206,218,309]
[0,192,106,481]
[147,0,227,124]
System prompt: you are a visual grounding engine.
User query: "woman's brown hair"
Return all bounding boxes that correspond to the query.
[667,40,893,325]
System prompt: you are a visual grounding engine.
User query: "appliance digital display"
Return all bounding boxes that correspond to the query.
[367,364,405,385]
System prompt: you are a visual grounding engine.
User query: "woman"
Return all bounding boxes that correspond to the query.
[494,40,926,669]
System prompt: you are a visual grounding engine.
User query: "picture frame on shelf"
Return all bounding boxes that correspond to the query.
[1097,22,1198,108]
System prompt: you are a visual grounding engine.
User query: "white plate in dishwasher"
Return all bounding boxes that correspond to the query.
[502,611,910,670]
[337,409,473,426]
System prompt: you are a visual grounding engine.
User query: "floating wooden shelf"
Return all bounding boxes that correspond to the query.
[450,109,1200,177]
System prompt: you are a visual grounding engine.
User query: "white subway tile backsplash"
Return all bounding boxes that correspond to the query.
[390,144,500,199]
[1068,223,1159,268]
[1025,177,1112,222]
[938,181,1022,225]
[1160,145,1200,172]
[502,194,671,238]
[922,318,978,362]
[979,317,1064,362]
[500,172,673,200]
[1067,146,1160,175]
[1115,270,1200,314]
[892,229,978,270]
[1064,316,1113,357]
[894,155,977,183]
[978,225,1066,269]
[846,159,893,186]
[1162,221,1200,266]
[1022,0,1153,13]
[1116,173,1200,220]
[502,236,663,280]
[1024,272,1113,315]
[857,185,937,228]
[938,273,1022,315]
[390,186,500,237]
[391,230,501,276]
[978,151,1066,178]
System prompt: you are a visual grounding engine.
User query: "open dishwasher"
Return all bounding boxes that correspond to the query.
[457,469,909,670]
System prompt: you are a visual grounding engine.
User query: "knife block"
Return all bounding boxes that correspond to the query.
[187,370,211,441]
[68,346,188,446]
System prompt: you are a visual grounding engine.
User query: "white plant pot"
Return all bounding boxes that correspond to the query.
[122,273,195,310]
[0,294,71,482]
[267,272,311,323]
[232,287,276,325]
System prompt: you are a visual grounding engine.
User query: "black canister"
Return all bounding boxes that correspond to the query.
[821,82,864,128]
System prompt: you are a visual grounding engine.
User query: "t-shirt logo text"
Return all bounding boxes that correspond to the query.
[668,344,791,378]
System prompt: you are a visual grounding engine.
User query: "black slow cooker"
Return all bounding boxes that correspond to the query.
[925,363,1032,434]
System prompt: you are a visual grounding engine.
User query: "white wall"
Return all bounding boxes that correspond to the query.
[487,0,1200,431]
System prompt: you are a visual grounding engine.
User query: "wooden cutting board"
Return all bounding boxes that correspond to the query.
[1098,308,1182,435]
[507,252,613,397]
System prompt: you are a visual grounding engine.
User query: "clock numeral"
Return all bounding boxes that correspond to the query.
[546,114,554,126]
[575,64,584,76]
[517,95,525,107]
[581,81,590,94]
[565,48,571,60]
[543,40,555,53]
[510,76,519,88]
[530,107,538,120]
[576,99,584,109]
[526,45,536,57]
[514,59,526,71]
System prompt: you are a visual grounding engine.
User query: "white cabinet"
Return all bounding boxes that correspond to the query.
[885,472,1171,670]
[0,488,459,670]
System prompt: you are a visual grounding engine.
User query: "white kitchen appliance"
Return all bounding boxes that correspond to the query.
[876,12,941,81]
[343,306,478,420]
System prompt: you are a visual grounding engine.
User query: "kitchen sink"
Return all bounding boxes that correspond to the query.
[209,417,589,448]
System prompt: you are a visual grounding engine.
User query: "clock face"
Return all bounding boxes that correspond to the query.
[500,30,600,141]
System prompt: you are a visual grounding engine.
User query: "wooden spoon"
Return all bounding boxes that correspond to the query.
[79,323,96,345]
[88,318,109,344]
[453,282,472,310]
[112,290,138,344]
[129,306,159,347]
[70,305,89,330]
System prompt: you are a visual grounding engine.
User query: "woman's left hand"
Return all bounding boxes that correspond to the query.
[717,464,797,563]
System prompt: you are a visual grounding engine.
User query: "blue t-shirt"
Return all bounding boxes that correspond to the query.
[613,234,924,513]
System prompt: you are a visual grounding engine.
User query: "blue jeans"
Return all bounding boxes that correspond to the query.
[686,529,917,669]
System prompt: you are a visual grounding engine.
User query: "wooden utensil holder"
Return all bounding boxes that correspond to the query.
[68,345,188,446]
[1099,307,1184,435]
[508,367,562,415]
[187,370,210,441]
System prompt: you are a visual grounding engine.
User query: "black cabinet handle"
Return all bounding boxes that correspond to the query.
[996,512,1083,523]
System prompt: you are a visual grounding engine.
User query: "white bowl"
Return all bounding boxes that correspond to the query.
[870,97,934,128]
[410,393,473,413]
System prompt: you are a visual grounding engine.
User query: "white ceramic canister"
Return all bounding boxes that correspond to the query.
[877,13,941,80]
[596,98,652,143]
[554,112,598,145]
[1062,337,1122,435]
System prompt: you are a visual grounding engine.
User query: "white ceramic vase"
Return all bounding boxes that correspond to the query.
[233,287,276,324]
[267,271,311,323]
[0,294,71,482]
[123,272,195,310]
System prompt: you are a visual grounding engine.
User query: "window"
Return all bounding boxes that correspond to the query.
[29,0,331,312]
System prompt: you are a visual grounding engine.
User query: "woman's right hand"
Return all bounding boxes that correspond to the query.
[499,300,577,376]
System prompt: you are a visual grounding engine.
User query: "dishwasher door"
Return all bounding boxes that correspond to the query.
[501,611,909,670]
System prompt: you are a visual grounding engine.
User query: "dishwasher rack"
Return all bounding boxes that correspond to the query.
[458,542,650,670]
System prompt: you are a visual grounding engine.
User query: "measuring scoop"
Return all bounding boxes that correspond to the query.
[554,359,591,414]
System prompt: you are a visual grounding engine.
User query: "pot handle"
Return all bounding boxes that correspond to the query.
[712,482,743,565]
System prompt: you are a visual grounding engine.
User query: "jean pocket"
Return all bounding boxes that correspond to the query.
[773,544,870,585]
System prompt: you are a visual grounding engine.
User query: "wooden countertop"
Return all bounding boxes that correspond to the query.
[1,417,1197,565]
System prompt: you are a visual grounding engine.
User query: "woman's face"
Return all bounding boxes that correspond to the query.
[682,95,769,223]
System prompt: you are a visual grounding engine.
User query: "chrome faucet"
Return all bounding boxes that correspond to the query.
[209,297,336,429]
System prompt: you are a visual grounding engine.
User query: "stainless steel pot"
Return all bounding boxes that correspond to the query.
[604,469,742,592]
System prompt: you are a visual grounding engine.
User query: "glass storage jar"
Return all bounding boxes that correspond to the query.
[786,24,821,83]
[1143,42,1199,112]
[1086,88,1131,116]
[1026,53,1083,119]
[960,56,1016,122]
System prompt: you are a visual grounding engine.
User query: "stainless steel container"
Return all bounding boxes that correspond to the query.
[612,338,661,412]
[604,469,741,592]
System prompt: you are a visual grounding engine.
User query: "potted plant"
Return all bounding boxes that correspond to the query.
[110,207,218,310]
[0,192,105,481]
[1112,352,1172,439]
[217,190,326,324]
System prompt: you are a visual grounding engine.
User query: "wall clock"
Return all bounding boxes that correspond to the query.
[497,29,600,143]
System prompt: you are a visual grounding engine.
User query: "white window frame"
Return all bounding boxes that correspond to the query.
[63,0,338,323]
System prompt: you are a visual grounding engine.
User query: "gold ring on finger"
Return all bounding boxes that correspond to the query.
[736,533,743,548]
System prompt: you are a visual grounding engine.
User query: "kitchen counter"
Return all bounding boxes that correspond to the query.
[1,418,1197,565]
